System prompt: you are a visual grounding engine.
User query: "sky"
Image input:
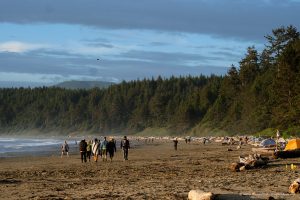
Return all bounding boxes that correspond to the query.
[0,0,299,87]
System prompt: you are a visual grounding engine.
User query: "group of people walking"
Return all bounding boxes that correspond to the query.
[62,136,130,163]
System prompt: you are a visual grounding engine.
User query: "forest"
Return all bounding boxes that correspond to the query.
[1,26,300,136]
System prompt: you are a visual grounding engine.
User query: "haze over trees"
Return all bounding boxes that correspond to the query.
[1,26,300,136]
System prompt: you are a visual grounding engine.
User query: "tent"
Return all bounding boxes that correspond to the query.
[284,139,300,151]
[259,138,276,147]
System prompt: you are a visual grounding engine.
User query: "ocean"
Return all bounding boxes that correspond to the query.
[0,136,140,157]
[0,137,78,157]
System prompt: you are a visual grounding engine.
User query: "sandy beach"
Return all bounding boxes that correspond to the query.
[1,139,300,200]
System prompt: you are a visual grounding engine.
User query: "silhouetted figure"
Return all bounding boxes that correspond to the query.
[79,139,87,163]
[173,138,178,151]
[86,140,92,162]
[107,138,117,162]
[121,136,130,160]
[203,137,208,144]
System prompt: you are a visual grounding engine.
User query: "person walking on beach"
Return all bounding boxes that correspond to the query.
[92,138,100,162]
[61,140,69,158]
[79,139,87,163]
[100,137,108,161]
[276,129,280,150]
[173,138,178,151]
[203,137,208,144]
[121,136,130,160]
[107,137,117,162]
[86,140,92,162]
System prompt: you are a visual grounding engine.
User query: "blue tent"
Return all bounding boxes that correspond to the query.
[259,138,276,147]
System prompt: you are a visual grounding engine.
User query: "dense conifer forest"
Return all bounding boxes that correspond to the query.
[1,26,300,136]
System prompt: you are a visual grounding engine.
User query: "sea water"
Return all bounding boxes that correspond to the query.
[0,136,139,157]
[0,137,77,157]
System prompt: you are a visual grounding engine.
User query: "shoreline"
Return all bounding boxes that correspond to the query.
[0,135,158,158]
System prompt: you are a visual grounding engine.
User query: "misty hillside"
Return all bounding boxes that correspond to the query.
[55,81,114,89]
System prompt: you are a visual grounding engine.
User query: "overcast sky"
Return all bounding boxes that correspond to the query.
[0,0,299,87]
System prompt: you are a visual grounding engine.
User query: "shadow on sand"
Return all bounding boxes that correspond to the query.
[215,194,266,200]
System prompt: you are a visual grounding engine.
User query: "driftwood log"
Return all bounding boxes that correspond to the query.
[229,162,244,172]
[289,178,300,193]
[273,150,300,159]
[229,154,268,172]
[188,190,214,200]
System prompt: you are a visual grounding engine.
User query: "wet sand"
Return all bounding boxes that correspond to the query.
[0,139,300,200]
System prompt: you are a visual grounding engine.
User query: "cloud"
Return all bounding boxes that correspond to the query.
[96,59,228,81]
[0,72,113,85]
[0,39,123,58]
[0,0,299,41]
[0,41,49,53]
[0,50,228,86]
[82,38,115,48]
[0,51,86,75]
[85,42,114,48]
[119,50,224,65]
[148,42,169,47]
[210,51,242,61]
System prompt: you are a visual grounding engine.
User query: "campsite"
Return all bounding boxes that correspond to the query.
[275,139,300,159]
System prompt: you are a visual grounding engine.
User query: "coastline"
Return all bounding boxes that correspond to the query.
[0,135,147,158]
[0,136,70,157]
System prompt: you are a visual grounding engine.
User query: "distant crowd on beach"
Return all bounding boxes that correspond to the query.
[60,135,220,162]
[61,136,130,163]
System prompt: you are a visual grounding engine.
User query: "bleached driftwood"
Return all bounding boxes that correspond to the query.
[239,153,268,168]
[289,178,300,193]
[229,154,268,172]
[188,190,214,200]
[229,162,245,172]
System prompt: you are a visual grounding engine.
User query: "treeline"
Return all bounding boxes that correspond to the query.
[0,75,222,134]
[202,25,300,135]
[1,26,300,136]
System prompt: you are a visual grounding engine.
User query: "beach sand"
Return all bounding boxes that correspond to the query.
[0,139,299,200]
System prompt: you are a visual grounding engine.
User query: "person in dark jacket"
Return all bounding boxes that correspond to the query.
[107,137,117,162]
[120,136,130,160]
[173,138,178,151]
[79,139,87,163]
[86,140,92,162]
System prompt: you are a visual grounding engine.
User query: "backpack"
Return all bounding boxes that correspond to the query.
[64,143,69,151]
[87,143,91,151]
[101,140,108,150]
[79,140,87,151]
[122,139,129,148]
